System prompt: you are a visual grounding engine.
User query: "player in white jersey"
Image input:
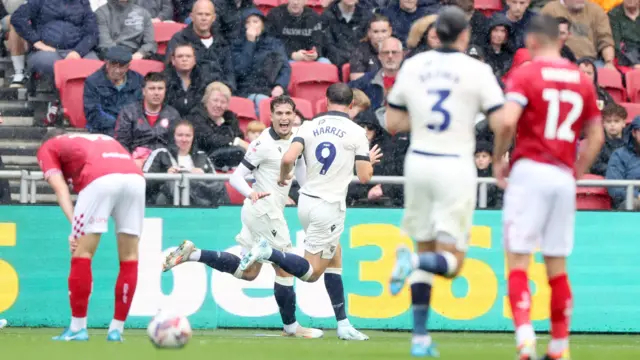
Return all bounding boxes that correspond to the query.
[385,6,505,357]
[162,96,322,339]
[239,84,382,341]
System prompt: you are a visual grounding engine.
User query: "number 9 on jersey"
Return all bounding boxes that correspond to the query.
[315,141,337,175]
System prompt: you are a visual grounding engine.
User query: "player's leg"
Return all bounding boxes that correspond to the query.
[272,265,323,338]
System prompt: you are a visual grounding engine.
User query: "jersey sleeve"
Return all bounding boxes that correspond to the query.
[354,128,370,162]
[386,61,411,111]
[241,139,266,171]
[480,64,505,114]
[504,67,529,108]
[36,142,62,180]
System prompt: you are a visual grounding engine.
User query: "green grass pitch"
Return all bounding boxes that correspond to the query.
[1,328,639,360]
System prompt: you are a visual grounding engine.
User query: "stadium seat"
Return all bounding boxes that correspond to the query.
[229,96,258,134]
[54,59,105,129]
[258,97,314,126]
[315,97,327,115]
[619,102,640,124]
[341,63,350,82]
[576,174,612,210]
[154,22,187,56]
[597,68,626,103]
[129,59,165,76]
[305,0,325,14]
[625,69,640,103]
[225,181,248,205]
[289,62,340,107]
[255,0,280,15]
[474,0,502,16]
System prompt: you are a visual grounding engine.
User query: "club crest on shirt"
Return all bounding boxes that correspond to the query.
[160,118,169,128]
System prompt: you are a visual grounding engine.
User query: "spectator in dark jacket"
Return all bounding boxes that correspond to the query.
[136,0,174,22]
[484,14,515,78]
[577,57,615,109]
[349,14,392,81]
[606,117,640,210]
[500,0,535,49]
[321,0,372,68]
[115,72,181,166]
[405,14,439,58]
[95,0,157,59]
[380,0,439,45]
[83,46,144,135]
[11,0,99,79]
[475,141,503,209]
[166,0,236,91]
[213,0,255,41]
[233,9,290,116]
[165,42,214,117]
[591,103,627,176]
[453,0,488,46]
[173,0,195,23]
[266,0,330,63]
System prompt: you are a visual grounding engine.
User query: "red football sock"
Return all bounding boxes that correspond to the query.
[549,273,572,340]
[69,257,92,318]
[113,260,139,321]
[508,269,531,329]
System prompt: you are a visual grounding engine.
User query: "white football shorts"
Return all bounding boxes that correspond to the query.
[236,204,292,254]
[297,193,345,259]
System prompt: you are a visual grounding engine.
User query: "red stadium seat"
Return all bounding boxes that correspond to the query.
[255,0,280,15]
[54,59,105,129]
[225,181,249,205]
[576,174,612,210]
[315,97,327,115]
[229,96,258,134]
[306,0,325,14]
[129,59,165,76]
[597,68,626,103]
[474,0,502,16]
[625,69,640,103]
[341,63,350,82]
[289,62,340,107]
[620,102,640,124]
[258,97,314,126]
[154,22,187,56]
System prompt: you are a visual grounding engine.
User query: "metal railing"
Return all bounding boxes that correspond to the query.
[1,170,639,210]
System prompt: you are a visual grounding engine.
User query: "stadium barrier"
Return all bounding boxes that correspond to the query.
[0,205,638,332]
[1,170,640,210]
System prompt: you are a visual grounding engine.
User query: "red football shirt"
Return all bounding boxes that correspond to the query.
[505,57,601,172]
[36,134,143,193]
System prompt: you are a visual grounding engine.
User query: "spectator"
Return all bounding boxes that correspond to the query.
[484,14,515,78]
[452,0,488,46]
[349,14,392,81]
[0,1,27,87]
[245,120,266,142]
[173,0,195,23]
[349,37,404,110]
[502,48,531,83]
[501,0,535,49]
[406,14,439,58]
[321,0,372,68]
[577,57,615,109]
[115,72,181,168]
[137,0,173,22]
[95,0,157,59]
[541,0,615,67]
[83,46,144,135]
[187,81,248,159]
[266,0,330,63]
[591,103,628,176]
[606,117,640,210]
[165,42,214,117]
[232,8,290,115]
[144,119,229,206]
[380,0,438,45]
[166,0,236,91]
[11,0,99,81]
[475,141,502,209]
[557,17,577,62]
[609,0,640,68]
[292,109,307,132]
[213,0,255,40]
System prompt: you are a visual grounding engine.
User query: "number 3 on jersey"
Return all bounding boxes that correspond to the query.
[426,90,451,132]
[542,89,583,142]
[315,142,337,175]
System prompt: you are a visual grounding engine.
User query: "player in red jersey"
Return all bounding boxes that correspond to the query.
[37,129,146,342]
[491,15,604,360]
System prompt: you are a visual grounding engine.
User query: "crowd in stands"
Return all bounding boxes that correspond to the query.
[0,0,638,210]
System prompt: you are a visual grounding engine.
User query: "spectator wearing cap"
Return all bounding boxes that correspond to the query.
[484,14,515,78]
[452,0,488,47]
[11,0,99,81]
[406,14,439,58]
[95,0,157,60]
[380,0,439,45]
[83,46,144,135]
[500,0,535,49]
[349,14,392,81]
[321,0,372,68]
[606,116,640,210]
[475,141,503,209]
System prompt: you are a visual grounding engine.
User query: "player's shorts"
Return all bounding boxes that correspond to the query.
[297,193,345,259]
[401,151,476,251]
[236,204,292,255]
[72,173,146,239]
[503,159,576,257]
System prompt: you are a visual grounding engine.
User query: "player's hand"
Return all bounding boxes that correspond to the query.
[132,52,144,60]
[368,184,383,200]
[493,156,509,189]
[278,173,293,187]
[248,191,270,203]
[369,144,383,165]
[68,235,78,254]
[168,167,180,174]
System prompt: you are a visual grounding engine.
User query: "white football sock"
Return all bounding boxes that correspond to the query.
[69,317,87,332]
[548,338,569,354]
[412,334,432,346]
[11,55,24,73]
[337,319,351,328]
[108,319,125,333]
[188,249,201,261]
[515,324,536,346]
[283,321,299,334]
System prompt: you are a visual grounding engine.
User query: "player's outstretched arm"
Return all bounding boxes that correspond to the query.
[384,106,410,134]
[280,142,303,185]
[47,173,74,223]
[575,118,605,179]
[229,163,269,203]
[490,104,514,160]
[294,156,307,187]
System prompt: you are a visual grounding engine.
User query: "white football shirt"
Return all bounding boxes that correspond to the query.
[294,111,370,207]
[241,128,293,218]
[387,48,504,158]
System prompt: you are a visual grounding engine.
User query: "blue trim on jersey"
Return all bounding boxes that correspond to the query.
[292,137,305,147]
[388,102,408,111]
[411,149,459,158]
[355,155,370,162]
[241,159,256,171]
[435,47,459,53]
[485,103,503,115]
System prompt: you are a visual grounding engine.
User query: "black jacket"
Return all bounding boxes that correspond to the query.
[591,132,626,177]
[477,165,503,209]
[321,2,372,67]
[114,101,181,152]
[186,105,244,155]
[470,10,489,46]
[484,14,515,78]
[165,64,214,117]
[213,0,256,41]
[349,41,380,76]
[166,24,236,92]
[266,5,325,58]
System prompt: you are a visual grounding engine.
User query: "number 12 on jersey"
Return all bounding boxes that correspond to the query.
[426,89,451,132]
[542,89,583,142]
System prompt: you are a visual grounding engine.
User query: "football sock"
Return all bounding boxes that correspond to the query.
[108,320,125,334]
[508,269,535,345]
[324,268,347,322]
[198,250,240,274]
[114,260,138,323]
[414,252,456,276]
[274,276,297,327]
[268,250,314,281]
[188,249,201,261]
[410,270,434,336]
[68,257,92,331]
[548,273,572,354]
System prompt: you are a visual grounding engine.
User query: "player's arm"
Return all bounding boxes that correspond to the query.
[491,102,518,160]
[234,141,269,202]
[47,173,74,223]
[384,62,411,134]
[280,137,304,185]
[354,131,379,183]
[294,155,307,187]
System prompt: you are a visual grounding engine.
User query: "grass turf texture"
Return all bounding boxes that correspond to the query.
[1,329,638,360]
